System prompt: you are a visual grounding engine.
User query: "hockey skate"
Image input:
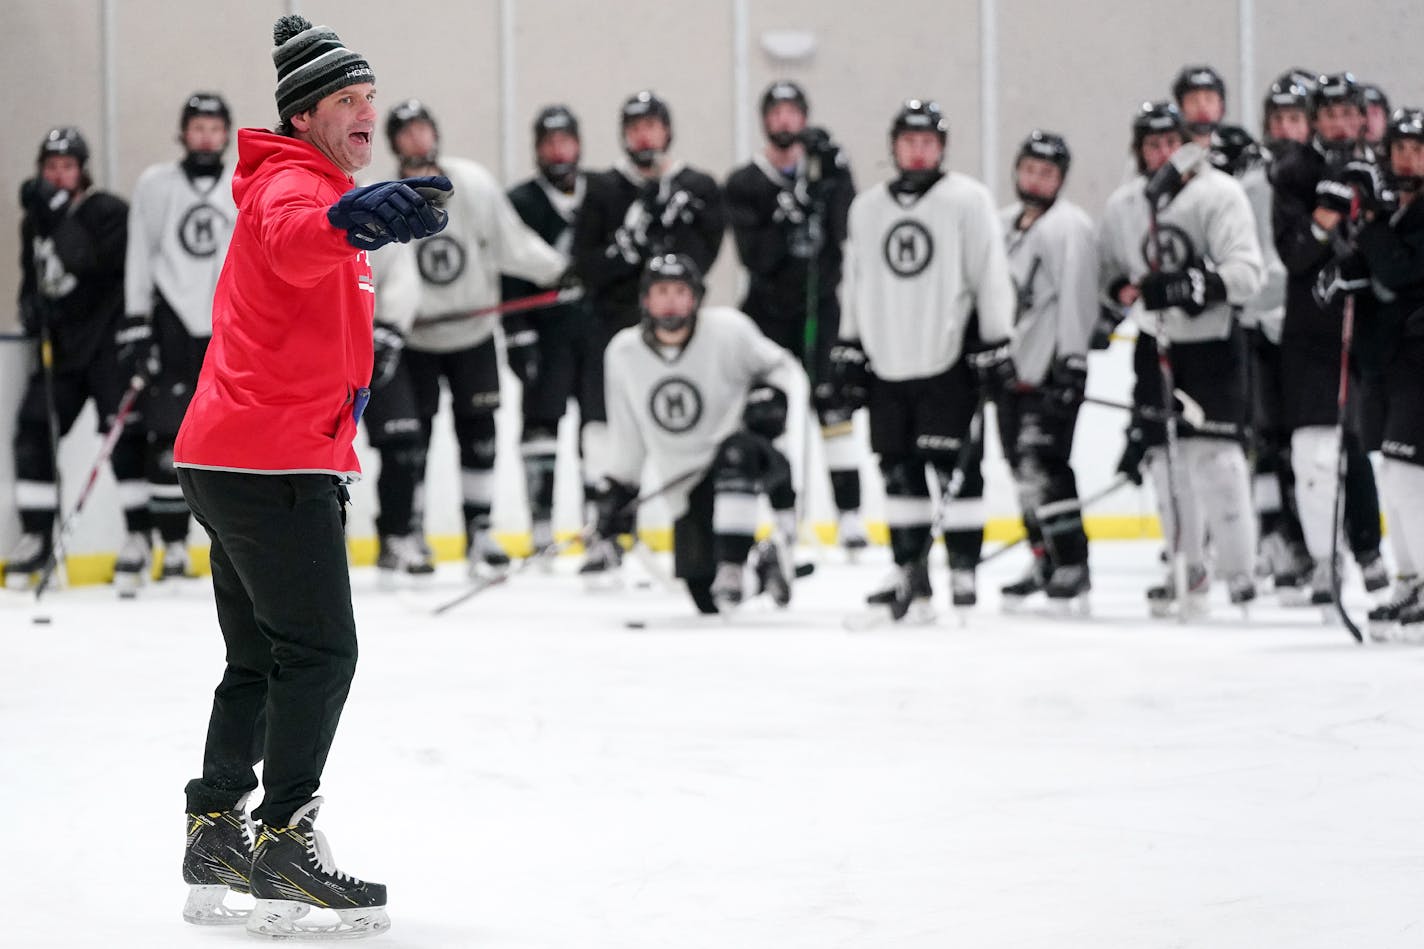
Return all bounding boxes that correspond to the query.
[837,510,869,562]
[1045,564,1092,616]
[113,531,152,599]
[182,797,255,925]
[846,560,934,630]
[376,533,435,588]
[247,797,389,940]
[1261,532,1313,602]
[949,568,976,624]
[1000,554,1048,613]
[1226,573,1257,616]
[3,532,51,590]
[1146,563,1209,619]
[1357,550,1390,595]
[159,541,192,581]
[1368,577,1420,642]
[710,561,746,615]
[578,535,624,591]
[751,535,794,608]
[466,524,510,579]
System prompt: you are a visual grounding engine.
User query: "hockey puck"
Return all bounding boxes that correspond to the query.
[32,615,52,625]
[624,620,647,629]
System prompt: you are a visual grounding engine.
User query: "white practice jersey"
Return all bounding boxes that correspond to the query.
[999,198,1099,387]
[841,173,1015,381]
[1238,163,1287,343]
[1097,165,1264,344]
[124,161,236,335]
[604,306,800,521]
[370,242,419,333]
[407,155,565,353]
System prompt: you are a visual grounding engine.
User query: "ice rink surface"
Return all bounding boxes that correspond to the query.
[3,540,1423,948]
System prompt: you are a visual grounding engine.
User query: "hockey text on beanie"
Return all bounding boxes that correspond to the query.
[271,15,375,123]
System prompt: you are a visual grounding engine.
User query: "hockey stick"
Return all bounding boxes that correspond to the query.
[36,306,67,594]
[978,473,1134,565]
[1329,276,1365,643]
[412,286,584,330]
[1019,385,1207,429]
[33,373,148,601]
[431,463,707,615]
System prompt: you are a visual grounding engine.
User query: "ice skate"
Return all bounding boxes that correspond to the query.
[1000,553,1048,613]
[1357,550,1390,595]
[1146,563,1208,619]
[1045,563,1092,616]
[3,532,51,591]
[113,531,152,599]
[182,797,255,925]
[247,797,389,940]
[376,533,435,588]
[1226,573,1257,617]
[837,510,869,562]
[159,541,192,581]
[1368,577,1420,642]
[751,534,794,608]
[846,560,934,630]
[949,568,977,624]
[466,523,510,579]
[578,536,624,591]
[710,561,746,615]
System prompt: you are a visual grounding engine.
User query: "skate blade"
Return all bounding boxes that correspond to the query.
[1000,594,1029,614]
[182,884,253,926]
[247,899,386,940]
[1047,595,1091,618]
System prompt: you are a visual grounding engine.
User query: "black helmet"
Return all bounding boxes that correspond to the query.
[1208,125,1260,176]
[37,126,89,166]
[385,98,438,154]
[761,80,809,117]
[180,92,231,130]
[1361,83,1391,113]
[1386,106,1424,148]
[621,90,673,168]
[1172,64,1226,103]
[533,104,580,190]
[639,253,704,338]
[890,98,948,146]
[1131,100,1186,173]
[1312,72,1365,115]
[1016,129,1071,174]
[1263,72,1313,118]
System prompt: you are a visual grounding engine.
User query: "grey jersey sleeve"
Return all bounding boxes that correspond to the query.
[962,187,1015,343]
[492,182,567,287]
[123,168,161,317]
[603,337,648,489]
[1204,177,1265,305]
[372,242,420,333]
[1050,207,1100,360]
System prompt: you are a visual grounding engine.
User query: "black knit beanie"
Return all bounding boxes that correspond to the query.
[271,15,374,123]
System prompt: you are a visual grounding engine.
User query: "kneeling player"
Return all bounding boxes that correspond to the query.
[596,254,800,614]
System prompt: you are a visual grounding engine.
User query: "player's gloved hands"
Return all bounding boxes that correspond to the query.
[115,314,158,379]
[20,178,71,236]
[328,175,452,250]
[1116,426,1148,486]
[504,321,540,389]
[1314,177,1355,217]
[555,266,583,293]
[1042,353,1088,411]
[1139,265,1226,316]
[1312,255,1371,313]
[827,339,872,411]
[594,479,639,539]
[772,187,809,226]
[743,384,789,439]
[370,321,405,389]
[1339,160,1390,215]
[965,340,1018,399]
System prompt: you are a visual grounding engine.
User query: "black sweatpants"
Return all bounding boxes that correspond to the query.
[178,467,358,828]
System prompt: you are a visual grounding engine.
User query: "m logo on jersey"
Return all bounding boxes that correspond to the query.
[417,235,466,286]
[882,220,933,277]
[1139,223,1196,272]
[649,377,703,433]
[179,205,227,257]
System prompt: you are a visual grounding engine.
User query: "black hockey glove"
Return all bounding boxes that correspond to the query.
[504,321,540,389]
[370,322,405,389]
[1139,266,1227,316]
[1312,255,1372,314]
[115,314,158,380]
[1339,160,1391,215]
[1314,178,1355,217]
[19,178,71,237]
[594,479,639,539]
[1043,353,1088,411]
[1116,426,1148,486]
[743,384,789,440]
[328,175,452,250]
[965,340,1018,399]
[827,339,872,411]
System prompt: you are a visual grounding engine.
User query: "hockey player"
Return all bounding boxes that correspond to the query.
[175,14,445,934]
[1100,101,1264,615]
[1173,64,1228,145]
[119,92,237,587]
[372,98,566,578]
[2,127,148,594]
[996,130,1098,608]
[572,90,725,579]
[1343,107,1424,636]
[1263,69,1317,149]
[832,99,1017,622]
[1211,123,1314,594]
[1270,72,1388,603]
[725,80,867,554]
[502,105,596,557]
[1362,84,1391,149]
[597,254,800,613]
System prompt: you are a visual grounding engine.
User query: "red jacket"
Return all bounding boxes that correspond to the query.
[175,129,374,478]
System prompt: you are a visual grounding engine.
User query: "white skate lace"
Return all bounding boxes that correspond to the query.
[306,828,361,884]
